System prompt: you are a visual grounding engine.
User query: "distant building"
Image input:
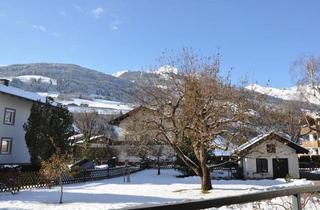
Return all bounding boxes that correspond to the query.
[0,79,45,165]
[300,112,320,155]
[236,132,308,179]
[109,106,175,163]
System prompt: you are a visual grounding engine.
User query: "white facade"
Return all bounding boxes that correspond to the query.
[0,82,45,165]
[240,138,300,179]
[0,92,33,164]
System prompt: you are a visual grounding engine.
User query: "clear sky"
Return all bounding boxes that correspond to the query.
[0,0,320,87]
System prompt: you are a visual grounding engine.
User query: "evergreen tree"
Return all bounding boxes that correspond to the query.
[24,98,74,166]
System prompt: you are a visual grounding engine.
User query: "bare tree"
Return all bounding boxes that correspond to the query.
[252,99,304,142]
[73,111,100,158]
[130,50,256,191]
[291,55,320,136]
[291,55,320,95]
[125,132,167,175]
[73,112,117,159]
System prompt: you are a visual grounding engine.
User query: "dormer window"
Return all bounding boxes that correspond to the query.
[3,108,16,125]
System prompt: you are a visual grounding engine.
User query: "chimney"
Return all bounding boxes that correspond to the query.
[0,79,9,86]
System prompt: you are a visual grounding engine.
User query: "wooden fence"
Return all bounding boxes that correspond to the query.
[0,166,141,193]
[299,168,320,180]
[129,183,320,210]
[210,167,238,179]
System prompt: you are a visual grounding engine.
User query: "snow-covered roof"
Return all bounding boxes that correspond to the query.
[235,132,309,154]
[68,133,84,140]
[236,133,271,152]
[70,134,112,145]
[0,84,46,103]
[211,149,232,156]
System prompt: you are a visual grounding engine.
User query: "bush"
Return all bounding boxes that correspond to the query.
[299,155,311,163]
[311,155,320,167]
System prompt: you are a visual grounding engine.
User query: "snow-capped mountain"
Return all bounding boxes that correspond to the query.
[154,65,178,75]
[112,70,128,78]
[246,84,320,105]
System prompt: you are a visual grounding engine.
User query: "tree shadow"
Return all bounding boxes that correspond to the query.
[0,190,180,205]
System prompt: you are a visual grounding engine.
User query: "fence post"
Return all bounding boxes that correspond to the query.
[292,194,302,210]
[107,167,110,178]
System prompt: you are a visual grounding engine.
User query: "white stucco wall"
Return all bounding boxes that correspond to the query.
[241,138,300,179]
[0,93,32,164]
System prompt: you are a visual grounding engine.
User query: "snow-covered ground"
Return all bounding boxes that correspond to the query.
[0,169,317,210]
[57,98,133,114]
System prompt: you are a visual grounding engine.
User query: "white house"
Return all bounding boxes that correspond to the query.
[0,79,45,165]
[236,132,309,179]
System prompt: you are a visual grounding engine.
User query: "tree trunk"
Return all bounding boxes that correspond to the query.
[199,145,212,192]
[157,156,160,175]
[59,175,63,204]
[200,165,212,192]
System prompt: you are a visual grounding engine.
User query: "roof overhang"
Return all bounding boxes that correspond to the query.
[236,132,309,156]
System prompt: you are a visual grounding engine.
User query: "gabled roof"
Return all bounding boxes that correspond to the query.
[236,132,309,155]
[109,106,144,126]
[0,84,46,103]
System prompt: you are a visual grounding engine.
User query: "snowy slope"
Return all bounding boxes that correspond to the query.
[4,75,57,85]
[37,92,134,114]
[246,84,320,105]
[16,75,57,85]
[57,98,132,110]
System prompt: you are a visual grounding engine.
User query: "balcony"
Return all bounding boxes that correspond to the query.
[302,140,320,148]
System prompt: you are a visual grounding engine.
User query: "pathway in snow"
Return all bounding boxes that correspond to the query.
[0,169,315,210]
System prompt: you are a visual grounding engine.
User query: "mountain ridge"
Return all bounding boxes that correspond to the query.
[0,63,136,102]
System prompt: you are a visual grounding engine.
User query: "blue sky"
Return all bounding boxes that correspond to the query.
[0,0,320,87]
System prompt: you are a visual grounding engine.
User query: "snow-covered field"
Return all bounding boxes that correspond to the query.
[58,98,133,114]
[36,93,134,114]
[0,169,317,210]
[3,75,57,85]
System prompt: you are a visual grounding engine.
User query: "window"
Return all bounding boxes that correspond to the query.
[256,158,268,173]
[0,138,12,154]
[3,108,16,125]
[313,134,318,141]
[267,144,276,153]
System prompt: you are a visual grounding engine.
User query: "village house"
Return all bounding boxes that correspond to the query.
[0,79,45,165]
[236,132,309,179]
[300,112,320,155]
[109,106,176,163]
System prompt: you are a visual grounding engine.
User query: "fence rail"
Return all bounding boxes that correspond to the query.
[129,183,320,210]
[0,166,141,193]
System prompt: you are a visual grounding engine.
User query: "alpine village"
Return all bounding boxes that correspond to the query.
[1,1,320,210]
